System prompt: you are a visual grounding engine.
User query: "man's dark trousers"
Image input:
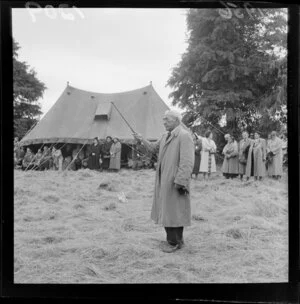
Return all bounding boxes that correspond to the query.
[164,227,184,246]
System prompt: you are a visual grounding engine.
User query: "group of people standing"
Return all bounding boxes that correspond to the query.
[87,136,121,171]
[192,130,285,181]
[14,136,122,172]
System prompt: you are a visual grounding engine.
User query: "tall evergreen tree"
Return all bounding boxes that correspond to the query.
[167,8,287,140]
[13,39,46,139]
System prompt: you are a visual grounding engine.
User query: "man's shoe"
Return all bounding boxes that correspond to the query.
[161,242,184,253]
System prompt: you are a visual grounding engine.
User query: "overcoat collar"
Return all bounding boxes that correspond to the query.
[164,125,181,145]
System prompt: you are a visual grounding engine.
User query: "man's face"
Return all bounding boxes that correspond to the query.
[163,115,178,132]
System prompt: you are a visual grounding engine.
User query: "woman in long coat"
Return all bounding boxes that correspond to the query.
[101,136,113,170]
[88,138,101,170]
[192,134,202,179]
[222,135,239,179]
[238,131,252,180]
[267,131,283,179]
[109,138,122,171]
[245,132,266,180]
[199,131,217,180]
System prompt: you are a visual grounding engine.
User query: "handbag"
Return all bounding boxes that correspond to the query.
[266,151,274,165]
[239,156,247,164]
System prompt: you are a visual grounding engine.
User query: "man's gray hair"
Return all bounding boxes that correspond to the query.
[164,110,182,122]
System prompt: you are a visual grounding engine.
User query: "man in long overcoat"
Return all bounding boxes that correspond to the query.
[133,110,194,253]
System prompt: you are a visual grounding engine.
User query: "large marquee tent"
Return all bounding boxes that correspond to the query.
[20,83,170,146]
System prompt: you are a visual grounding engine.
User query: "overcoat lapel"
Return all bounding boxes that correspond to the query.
[157,126,181,179]
[160,127,180,159]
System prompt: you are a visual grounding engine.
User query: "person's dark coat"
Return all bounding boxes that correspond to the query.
[192,138,202,174]
[245,139,266,177]
[88,143,101,169]
[101,141,113,169]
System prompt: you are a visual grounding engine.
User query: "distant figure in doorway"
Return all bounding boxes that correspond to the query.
[81,145,90,169]
[101,136,113,170]
[245,131,266,181]
[22,147,35,170]
[62,144,73,170]
[199,130,217,180]
[52,146,63,171]
[71,144,83,170]
[40,146,53,170]
[109,138,122,172]
[15,146,25,168]
[33,148,43,170]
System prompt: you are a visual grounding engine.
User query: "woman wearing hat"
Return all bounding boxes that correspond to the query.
[245,131,266,180]
[199,130,217,180]
[221,134,239,179]
[266,131,283,179]
[109,138,122,172]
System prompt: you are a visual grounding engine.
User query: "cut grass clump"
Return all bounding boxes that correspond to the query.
[192,214,207,222]
[226,228,243,239]
[103,202,116,211]
[42,194,60,203]
[98,180,118,192]
[252,201,280,218]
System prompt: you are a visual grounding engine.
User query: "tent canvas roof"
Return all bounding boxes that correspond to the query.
[20,84,170,145]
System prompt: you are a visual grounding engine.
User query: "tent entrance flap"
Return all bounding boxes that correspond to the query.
[94,102,112,120]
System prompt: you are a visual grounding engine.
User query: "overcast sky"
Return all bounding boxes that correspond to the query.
[12,8,188,117]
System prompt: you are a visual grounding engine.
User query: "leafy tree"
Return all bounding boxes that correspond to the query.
[167,8,287,140]
[13,39,46,139]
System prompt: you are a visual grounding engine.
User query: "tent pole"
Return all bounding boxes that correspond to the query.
[111,102,137,134]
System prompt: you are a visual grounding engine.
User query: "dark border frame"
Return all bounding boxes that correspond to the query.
[1,0,299,301]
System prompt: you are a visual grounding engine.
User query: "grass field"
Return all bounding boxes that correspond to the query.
[14,168,288,283]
